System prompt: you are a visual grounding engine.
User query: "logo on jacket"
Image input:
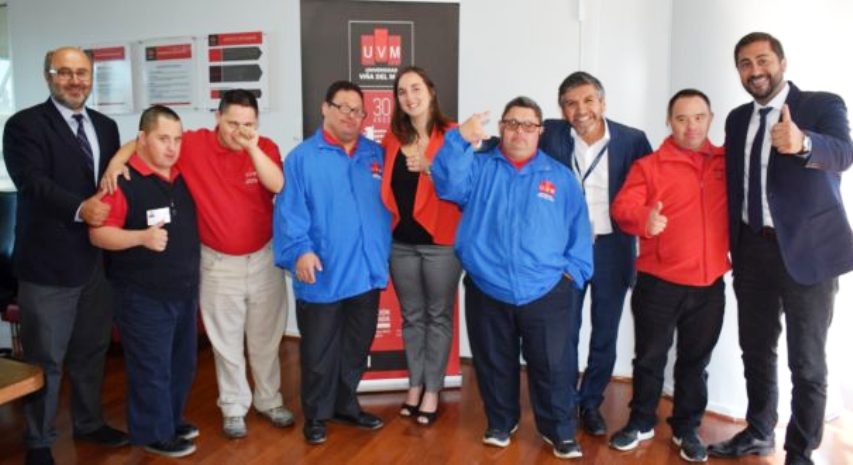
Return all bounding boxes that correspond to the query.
[370,161,382,180]
[538,180,556,202]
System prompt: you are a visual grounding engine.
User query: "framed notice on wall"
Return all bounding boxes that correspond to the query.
[204,31,269,111]
[139,37,197,109]
[85,44,134,115]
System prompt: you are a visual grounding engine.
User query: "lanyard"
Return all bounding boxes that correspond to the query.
[573,142,609,186]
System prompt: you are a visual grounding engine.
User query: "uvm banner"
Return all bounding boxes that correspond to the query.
[301,0,460,392]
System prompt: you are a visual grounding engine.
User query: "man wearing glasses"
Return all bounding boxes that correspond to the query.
[431,97,593,459]
[273,80,390,445]
[3,47,126,465]
[540,72,652,437]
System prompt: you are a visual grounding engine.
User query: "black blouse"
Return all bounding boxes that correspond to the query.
[391,148,435,245]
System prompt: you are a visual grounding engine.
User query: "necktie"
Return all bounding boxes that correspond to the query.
[748,107,773,232]
[72,113,94,173]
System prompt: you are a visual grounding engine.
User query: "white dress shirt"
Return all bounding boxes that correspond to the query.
[742,82,790,228]
[571,123,612,236]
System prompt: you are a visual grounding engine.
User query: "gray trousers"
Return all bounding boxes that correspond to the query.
[389,242,462,392]
[18,260,114,448]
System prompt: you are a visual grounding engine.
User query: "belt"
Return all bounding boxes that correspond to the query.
[742,221,776,239]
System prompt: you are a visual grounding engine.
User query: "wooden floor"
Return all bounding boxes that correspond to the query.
[1,338,851,465]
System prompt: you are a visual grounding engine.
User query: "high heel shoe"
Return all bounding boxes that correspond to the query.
[416,408,438,426]
[400,403,419,417]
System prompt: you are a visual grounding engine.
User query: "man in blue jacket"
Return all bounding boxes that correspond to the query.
[709,32,853,465]
[273,81,391,445]
[431,97,593,460]
[540,72,651,436]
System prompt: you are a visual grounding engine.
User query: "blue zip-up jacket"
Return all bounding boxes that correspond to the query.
[273,129,391,303]
[431,128,593,305]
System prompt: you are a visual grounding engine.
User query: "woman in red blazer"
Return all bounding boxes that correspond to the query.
[380,66,462,425]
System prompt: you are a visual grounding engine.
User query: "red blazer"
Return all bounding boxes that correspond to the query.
[381,126,461,245]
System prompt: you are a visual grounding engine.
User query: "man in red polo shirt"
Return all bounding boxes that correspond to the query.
[104,90,289,439]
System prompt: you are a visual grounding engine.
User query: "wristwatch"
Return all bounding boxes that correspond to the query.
[800,135,813,154]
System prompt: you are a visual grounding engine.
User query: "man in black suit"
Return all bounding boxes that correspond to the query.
[3,47,128,465]
[709,32,853,465]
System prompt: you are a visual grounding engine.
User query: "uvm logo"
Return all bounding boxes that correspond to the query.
[361,28,402,66]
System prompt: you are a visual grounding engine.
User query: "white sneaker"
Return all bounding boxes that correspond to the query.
[223,416,247,438]
[259,406,295,427]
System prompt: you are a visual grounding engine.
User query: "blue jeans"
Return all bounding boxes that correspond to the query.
[115,285,198,445]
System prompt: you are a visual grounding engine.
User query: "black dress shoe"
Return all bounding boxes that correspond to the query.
[73,424,130,447]
[25,447,55,465]
[331,411,384,430]
[580,407,607,436]
[303,419,327,445]
[708,428,775,458]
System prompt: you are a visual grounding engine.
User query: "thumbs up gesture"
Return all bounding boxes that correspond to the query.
[646,201,667,237]
[142,222,169,252]
[80,189,111,227]
[771,104,806,154]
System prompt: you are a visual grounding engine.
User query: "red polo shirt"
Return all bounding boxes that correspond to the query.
[177,128,282,255]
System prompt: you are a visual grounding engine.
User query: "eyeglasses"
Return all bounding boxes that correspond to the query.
[48,67,91,82]
[500,119,542,133]
[329,102,366,119]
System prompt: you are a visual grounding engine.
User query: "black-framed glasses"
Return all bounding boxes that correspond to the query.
[329,102,366,119]
[48,67,91,82]
[500,119,542,133]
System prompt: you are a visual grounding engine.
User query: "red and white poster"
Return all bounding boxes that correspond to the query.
[204,31,269,110]
[360,283,463,392]
[140,38,196,108]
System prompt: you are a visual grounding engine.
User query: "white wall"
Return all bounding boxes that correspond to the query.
[669,0,853,419]
[5,0,852,422]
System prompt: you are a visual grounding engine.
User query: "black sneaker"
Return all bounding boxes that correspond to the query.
[143,437,196,458]
[673,432,708,462]
[176,423,200,440]
[542,436,583,459]
[579,407,607,436]
[482,423,519,448]
[609,425,655,451]
[73,425,130,447]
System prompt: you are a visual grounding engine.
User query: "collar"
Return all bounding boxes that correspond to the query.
[570,118,611,151]
[493,145,550,173]
[753,81,790,115]
[129,153,181,182]
[51,97,90,125]
[658,136,723,161]
[322,129,358,156]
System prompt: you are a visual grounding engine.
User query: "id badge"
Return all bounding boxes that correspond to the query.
[146,207,172,226]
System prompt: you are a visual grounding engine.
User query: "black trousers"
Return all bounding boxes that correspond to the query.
[733,225,836,462]
[295,289,380,420]
[465,276,582,442]
[628,272,724,436]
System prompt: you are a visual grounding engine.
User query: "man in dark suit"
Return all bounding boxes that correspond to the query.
[3,47,128,465]
[540,71,652,436]
[709,32,853,465]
